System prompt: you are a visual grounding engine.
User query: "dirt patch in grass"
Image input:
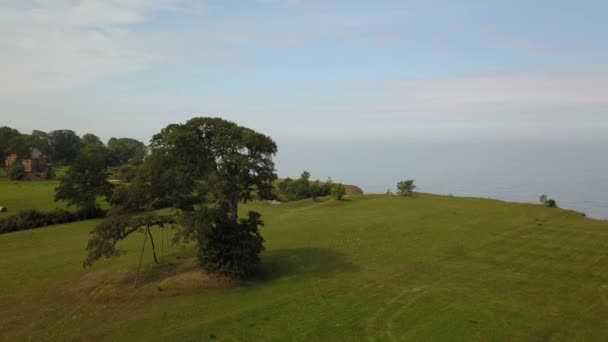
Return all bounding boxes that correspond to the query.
[62,265,237,302]
[158,269,236,291]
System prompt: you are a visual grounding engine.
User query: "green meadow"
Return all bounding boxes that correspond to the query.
[2,193,608,340]
[0,178,65,213]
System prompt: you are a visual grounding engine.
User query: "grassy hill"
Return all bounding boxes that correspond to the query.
[1,194,608,340]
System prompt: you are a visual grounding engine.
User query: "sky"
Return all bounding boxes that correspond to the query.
[1,0,607,144]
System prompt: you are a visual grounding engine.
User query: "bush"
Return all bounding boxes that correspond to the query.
[180,209,265,279]
[331,184,346,200]
[0,208,104,234]
[539,194,558,208]
[277,174,335,202]
[7,163,25,181]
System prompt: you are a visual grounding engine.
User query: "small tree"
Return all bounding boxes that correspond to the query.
[331,184,346,200]
[397,179,416,196]
[55,144,112,216]
[539,194,558,208]
[8,163,25,181]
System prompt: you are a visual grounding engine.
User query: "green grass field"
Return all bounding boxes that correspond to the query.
[2,194,608,340]
[0,178,66,214]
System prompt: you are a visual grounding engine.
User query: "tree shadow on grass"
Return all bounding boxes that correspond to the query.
[257,247,359,282]
[118,247,358,289]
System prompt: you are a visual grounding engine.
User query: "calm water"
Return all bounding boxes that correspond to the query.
[276,143,608,220]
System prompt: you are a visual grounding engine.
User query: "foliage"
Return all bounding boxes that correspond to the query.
[397,179,416,196]
[109,178,153,212]
[86,117,277,279]
[150,117,277,219]
[28,130,52,156]
[277,173,334,201]
[0,126,21,161]
[7,163,25,181]
[116,164,138,182]
[49,130,82,164]
[83,213,173,267]
[107,137,147,166]
[178,208,265,278]
[81,133,103,146]
[283,171,312,201]
[55,144,112,216]
[5,134,32,159]
[539,194,558,208]
[0,208,103,234]
[331,183,346,200]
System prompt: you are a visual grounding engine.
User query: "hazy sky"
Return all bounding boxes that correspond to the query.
[1,0,607,144]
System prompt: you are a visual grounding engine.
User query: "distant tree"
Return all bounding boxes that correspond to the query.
[55,144,112,216]
[0,126,21,162]
[397,179,416,196]
[107,137,147,166]
[284,171,312,201]
[7,163,25,181]
[28,130,51,156]
[81,133,103,146]
[6,134,32,159]
[539,194,558,208]
[386,188,393,195]
[331,183,346,200]
[49,130,82,164]
[310,180,323,200]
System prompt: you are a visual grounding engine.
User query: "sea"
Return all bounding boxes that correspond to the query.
[275,143,608,220]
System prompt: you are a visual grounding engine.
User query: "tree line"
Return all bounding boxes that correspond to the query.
[0,126,147,167]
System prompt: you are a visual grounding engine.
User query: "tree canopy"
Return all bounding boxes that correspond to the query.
[55,144,112,216]
[49,130,82,164]
[107,137,147,166]
[85,117,278,278]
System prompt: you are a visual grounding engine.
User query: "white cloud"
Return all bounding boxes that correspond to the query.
[0,0,192,94]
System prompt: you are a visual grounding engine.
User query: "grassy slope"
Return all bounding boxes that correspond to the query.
[1,195,608,340]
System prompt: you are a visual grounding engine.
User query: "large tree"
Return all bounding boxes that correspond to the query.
[49,130,82,164]
[55,144,112,216]
[85,117,278,278]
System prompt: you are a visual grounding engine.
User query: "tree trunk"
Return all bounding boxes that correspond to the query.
[147,225,159,264]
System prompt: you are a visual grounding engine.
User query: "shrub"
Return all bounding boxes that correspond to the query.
[180,209,265,279]
[539,194,558,208]
[331,184,346,200]
[277,174,335,201]
[397,179,416,196]
[7,163,25,181]
[0,208,104,234]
